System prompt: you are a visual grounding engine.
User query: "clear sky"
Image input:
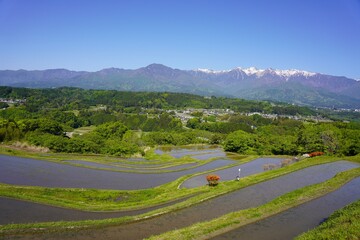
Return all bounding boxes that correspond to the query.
[1,0,360,79]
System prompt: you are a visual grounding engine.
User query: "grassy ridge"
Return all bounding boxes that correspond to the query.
[0,155,255,211]
[146,167,360,240]
[295,200,360,240]
[0,155,358,212]
[0,145,248,174]
[0,146,204,173]
[0,183,199,211]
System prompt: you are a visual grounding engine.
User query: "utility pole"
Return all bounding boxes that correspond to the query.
[236,168,241,181]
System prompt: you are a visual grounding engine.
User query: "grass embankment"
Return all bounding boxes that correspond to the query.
[0,145,253,211]
[0,155,255,211]
[147,167,360,240]
[0,145,217,173]
[0,155,358,236]
[295,200,360,240]
[1,144,196,164]
[0,177,200,212]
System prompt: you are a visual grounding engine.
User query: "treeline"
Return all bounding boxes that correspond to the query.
[0,86,359,157]
[185,113,360,156]
[223,120,360,156]
[0,109,218,156]
[1,107,358,157]
[0,116,216,156]
[186,114,272,134]
[0,86,316,115]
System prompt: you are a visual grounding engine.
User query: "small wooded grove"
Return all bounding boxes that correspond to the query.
[0,86,358,157]
[222,121,359,156]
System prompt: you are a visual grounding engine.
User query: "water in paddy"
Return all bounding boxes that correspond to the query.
[211,177,360,240]
[191,151,227,160]
[181,157,285,188]
[155,145,223,159]
[64,160,198,172]
[8,161,358,240]
[0,194,196,225]
[0,155,234,190]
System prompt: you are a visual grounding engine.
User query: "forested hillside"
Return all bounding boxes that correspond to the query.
[0,86,358,157]
[0,86,316,114]
[1,64,360,108]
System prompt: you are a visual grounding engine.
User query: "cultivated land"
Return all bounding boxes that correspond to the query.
[0,147,359,239]
[0,87,359,239]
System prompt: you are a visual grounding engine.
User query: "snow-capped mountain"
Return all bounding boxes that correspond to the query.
[194,67,316,78]
[0,64,359,108]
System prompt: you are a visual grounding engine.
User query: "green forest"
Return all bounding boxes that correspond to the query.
[0,86,359,157]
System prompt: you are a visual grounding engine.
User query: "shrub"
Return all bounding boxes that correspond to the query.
[206,174,220,186]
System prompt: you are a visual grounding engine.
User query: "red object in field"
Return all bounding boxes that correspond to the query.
[309,151,325,157]
[206,174,220,186]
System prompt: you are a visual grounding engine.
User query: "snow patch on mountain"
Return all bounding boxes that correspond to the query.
[272,69,317,77]
[196,66,317,78]
[195,68,231,74]
[238,67,265,76]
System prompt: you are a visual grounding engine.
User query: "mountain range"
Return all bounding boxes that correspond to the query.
[0,64,359,108]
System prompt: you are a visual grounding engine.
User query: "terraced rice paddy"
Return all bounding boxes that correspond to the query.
[181,157,285,188]
[0,194,196,225]
[0,155,235,189]
[211,177,360,240]
[0,145,359,240]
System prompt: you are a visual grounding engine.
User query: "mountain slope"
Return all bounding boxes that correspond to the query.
[189,67,360,108]
[0,64,359,108]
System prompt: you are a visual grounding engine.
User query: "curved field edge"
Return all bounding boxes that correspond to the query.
[0,156,357,211]
[295,200,360,240]
[0,156,358,236]
[0,156,256,211]
[146,167,360,240]
[0,146,214,174]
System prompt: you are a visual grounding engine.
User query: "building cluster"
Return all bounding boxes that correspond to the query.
[244,112,332,122]
[168,108,234,123]
[0,98,26,104]
[167,108,332,124]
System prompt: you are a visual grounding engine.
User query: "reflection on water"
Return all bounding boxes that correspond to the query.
[64,160,199,172]
[0,155,234,189]
[181,157,285,188]
[155,145,223,159]
[9,161,358,240]
[0,194,196,225]
[212,177,360,240]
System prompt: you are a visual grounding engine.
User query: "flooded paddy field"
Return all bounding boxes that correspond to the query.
[181,157,285,188]
[0,155,235,189]
[212,177,360,240]
[8,161,358,240]
[191,151,227,160]
[64,160,199,172]
[0,193,196,225]
[155,145,224,159]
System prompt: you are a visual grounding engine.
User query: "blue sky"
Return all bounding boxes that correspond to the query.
[1,0,360,79]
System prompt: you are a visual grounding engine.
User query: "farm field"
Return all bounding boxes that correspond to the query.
[0,146,359,240]
[2,1,360,239]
